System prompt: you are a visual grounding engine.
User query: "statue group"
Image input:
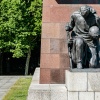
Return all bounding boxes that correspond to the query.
[65,5,100,69]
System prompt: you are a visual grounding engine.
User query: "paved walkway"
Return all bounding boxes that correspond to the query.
[0,76,19,100]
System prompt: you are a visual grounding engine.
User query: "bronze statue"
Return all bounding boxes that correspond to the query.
[65,5,100,69]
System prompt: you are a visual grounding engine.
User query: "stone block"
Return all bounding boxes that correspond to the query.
[31,69,40,84]
[65,70,87,91]
[50,6,71,22]
[60,39,68,53]
[60,69,67,83]
[68,92,78,100]
[50,69,61,84]
[40,54,60,69]
[27,84,50,100]
[50,39,60,53]
[29,84,50,90]
[95,92,100,100]
[88,73,100,91]
[40,68,51,84]
[42,23,60,38]
[50,84,67,100]
[50,5,80,23]
[60,54,70,69]
[50,69,67,84]
[42,5,100,23]
[30,81,39,84]
[42,7,50,22]
[32,75,40,82]
[41,39,50,53]
[41,91,51,100]
[43,0,59,6]
[79,92,94,100]
[59,23,67,39]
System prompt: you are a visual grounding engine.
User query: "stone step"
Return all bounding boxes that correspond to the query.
[27,84,67,100]
[27,68,67,100]
[65,70,100,100]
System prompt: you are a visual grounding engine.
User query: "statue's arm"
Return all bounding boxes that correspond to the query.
[96,16,100,29]
[65,15,75,32]
[90,7,100,29]
[90,7,96,14]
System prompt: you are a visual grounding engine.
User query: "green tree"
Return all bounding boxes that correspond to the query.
[0,0,42,75]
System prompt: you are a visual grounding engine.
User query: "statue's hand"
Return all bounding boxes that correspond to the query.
[65,26,70,31]
[65,23,73,31]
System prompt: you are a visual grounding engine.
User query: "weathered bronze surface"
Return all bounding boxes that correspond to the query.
[65,5,100,69]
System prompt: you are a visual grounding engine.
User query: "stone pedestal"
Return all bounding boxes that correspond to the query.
[40,0,100,84]
[27,68,67,100]
[28,69,100,100]
[65,70,100,100]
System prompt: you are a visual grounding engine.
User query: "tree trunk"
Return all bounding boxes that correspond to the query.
[0,51,3,75]
[25,47,31,75]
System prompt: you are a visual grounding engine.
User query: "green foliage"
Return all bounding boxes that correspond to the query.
[0,0,42,58]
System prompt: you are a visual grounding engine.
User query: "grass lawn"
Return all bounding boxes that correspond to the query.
[3,77,32,100]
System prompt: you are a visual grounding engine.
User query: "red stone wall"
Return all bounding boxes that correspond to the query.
[40,0,100,84]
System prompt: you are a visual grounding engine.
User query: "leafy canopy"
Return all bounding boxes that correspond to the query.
[0,0,42,58]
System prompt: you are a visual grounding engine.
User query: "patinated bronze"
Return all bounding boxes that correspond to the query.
[65,5,100,69]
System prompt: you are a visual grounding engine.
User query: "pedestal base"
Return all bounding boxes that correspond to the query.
[65,70,100,100]
[27,69,100,100]
[27,68,67,100]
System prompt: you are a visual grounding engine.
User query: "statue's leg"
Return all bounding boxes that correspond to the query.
[89,46,97,68]
[75,37,84,69]
[95,39,99,66]
[71,39,76,65]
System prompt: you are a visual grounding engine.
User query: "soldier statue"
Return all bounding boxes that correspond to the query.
[65,5,100,69]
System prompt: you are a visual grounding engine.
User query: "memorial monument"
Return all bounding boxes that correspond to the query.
[66,5,100,69]
[40,2,100,83]
[28,1,100,100]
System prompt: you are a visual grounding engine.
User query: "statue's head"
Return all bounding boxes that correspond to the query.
[80,5,90,17]
[89,26,100,39]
